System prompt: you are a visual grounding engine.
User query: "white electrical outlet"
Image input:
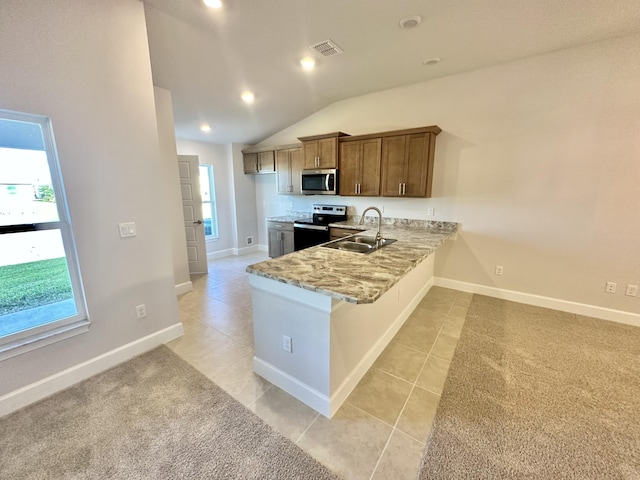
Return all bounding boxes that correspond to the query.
[495,266,504,275]
[135,304,147,319]
[282,335,292,353]
[427,207,435,216]
[246,236,254,246]
[626,284,638,297]
[605,282,617,294]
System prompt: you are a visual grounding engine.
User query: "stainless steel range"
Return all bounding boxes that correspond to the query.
[293,204,347,251]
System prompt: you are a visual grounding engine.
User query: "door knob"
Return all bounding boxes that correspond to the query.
[193,220,203,225]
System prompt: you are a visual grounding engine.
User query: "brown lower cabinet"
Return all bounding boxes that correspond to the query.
[275,147,303,194]
[329,227,363,240]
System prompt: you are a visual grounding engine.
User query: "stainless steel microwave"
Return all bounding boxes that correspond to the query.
[300,169,338,195]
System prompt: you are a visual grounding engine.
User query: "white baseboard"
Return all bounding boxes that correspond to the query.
[253,357,331,417]
[207,245,262,260]
[175,281,193,296]
[434,277,640,327]
[258,244,268,252]
[0,323,184,418]
[233,245,259,255]
[207,248,235,260]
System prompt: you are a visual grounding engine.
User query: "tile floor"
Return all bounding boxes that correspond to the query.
[167,252,472,480]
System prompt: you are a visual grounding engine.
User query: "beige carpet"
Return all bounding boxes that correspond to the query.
[418,295,640,479]
[0,346,340,480]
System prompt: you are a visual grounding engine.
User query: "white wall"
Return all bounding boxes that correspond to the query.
[176,140,235,255]
[256,34,640,315]
[0,0,180,395]
[154,87,190,288]
[230,144,260,252]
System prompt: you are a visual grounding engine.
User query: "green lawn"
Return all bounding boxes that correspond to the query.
[0,258,74,316]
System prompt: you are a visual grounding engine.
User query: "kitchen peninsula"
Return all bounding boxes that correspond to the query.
[246,219,457,417]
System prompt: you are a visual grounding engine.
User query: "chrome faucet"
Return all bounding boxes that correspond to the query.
[359,206,383,246]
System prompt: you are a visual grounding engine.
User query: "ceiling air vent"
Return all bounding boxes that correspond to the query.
[310,39,343,57]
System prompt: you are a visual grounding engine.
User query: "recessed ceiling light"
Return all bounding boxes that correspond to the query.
[203,0,222,8]
[399,15,422,29]
[241,91,255,104]
[300,57,316,71]
[200,124,211,132]
[422,57,441,66]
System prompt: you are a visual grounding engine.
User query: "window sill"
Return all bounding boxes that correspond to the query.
[0,319,90,361]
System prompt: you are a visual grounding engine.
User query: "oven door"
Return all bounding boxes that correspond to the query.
[293,224,330,251]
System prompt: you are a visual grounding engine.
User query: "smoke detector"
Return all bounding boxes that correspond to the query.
[309,39,343,57]
[399,15,422,29]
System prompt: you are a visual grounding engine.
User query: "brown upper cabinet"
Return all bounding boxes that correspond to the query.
[242,149,275,174]
[338,137,382,196]
[380,126,441,197]
[275,146,303,194]
[298,132,349,169]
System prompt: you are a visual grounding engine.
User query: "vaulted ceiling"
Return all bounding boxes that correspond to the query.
[143,0,640,145]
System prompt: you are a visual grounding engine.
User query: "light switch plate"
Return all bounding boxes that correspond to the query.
[118,222,137,238]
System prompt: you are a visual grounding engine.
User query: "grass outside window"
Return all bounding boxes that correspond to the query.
[0,258,73,316]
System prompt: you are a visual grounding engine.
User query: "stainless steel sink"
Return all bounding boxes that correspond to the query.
[322,235,397,254]
[337,241,374,253]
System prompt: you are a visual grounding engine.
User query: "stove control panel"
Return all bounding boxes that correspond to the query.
[312,204,347,216]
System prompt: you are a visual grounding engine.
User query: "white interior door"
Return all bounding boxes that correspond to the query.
[178,155,208,274]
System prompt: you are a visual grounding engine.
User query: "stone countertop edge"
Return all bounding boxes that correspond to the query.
[246,221,458,304]
[266,215,307,223]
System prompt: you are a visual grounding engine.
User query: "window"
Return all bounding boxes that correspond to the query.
[0,109,88,360]
[199,164,219,239]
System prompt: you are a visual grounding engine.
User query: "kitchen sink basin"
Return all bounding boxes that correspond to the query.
[337,241,374,253]
[322,235,397,254]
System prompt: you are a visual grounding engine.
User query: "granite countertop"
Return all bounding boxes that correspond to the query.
[266,215,309,223]
[247,220,457,304]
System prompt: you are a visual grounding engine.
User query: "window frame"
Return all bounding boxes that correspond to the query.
[199,164,219,241]
[0,109,89,361]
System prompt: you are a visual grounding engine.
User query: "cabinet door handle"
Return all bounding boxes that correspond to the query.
[358,183,361,194]
[403,183,406,195]
[398,183,402,195]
